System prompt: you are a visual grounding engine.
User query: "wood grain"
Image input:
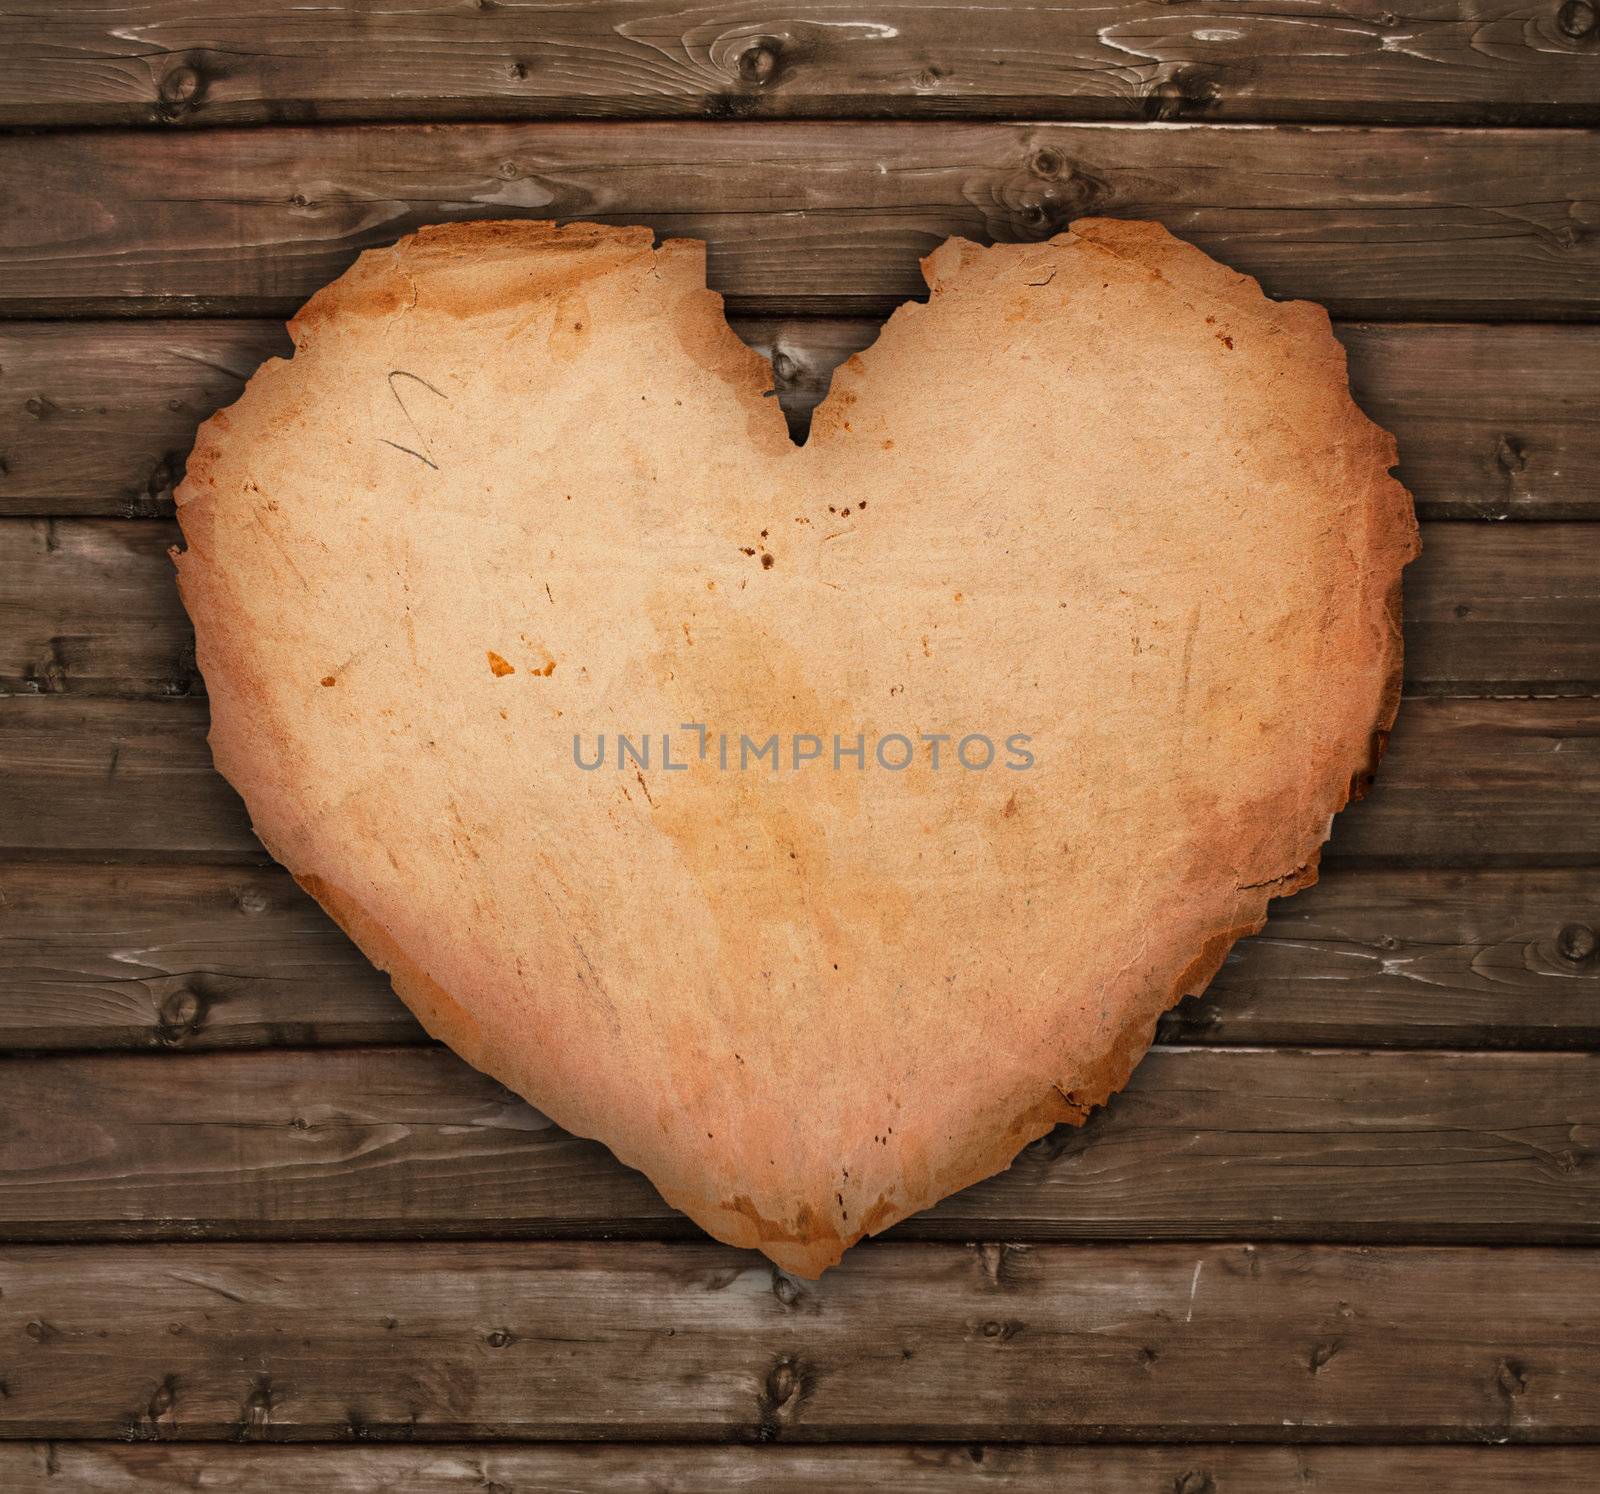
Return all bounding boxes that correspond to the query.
[2,123,1598,319]
[0,864,408,1053]
[2,695,1592,865]
[1162,867,1600,1048]
[1,1,1596,128]
[0,1045,1592,1243]
[4,518,1593,698]
[1329,323,1600,522]
[7,1442,1600,1493]
[0,321,291,520]
[1,1241,1596,1439]
[1,6,1596,1478]
[4,865,1594,1054]
[4,320,1599,520]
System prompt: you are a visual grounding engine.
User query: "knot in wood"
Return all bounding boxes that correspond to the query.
[156,61,207,120]
[1557,0,1597,41]
[159,985,206,1034]
[737,40,782,85]
[756,1354,811,1434]
[770,1267,803,1307]
[159,64,203,105]
[1030,149,1065,180]
[1009,163,1110,237]
[1496,1358,1529,1397]
[236,886,269,916]
[147,1376,177,1421]
[1557,922,1597,965]
[1143,66,1220,122]
[1495,434,1529,474]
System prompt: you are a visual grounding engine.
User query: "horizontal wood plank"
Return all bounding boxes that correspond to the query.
[0,321,290,520]
[0,1045,1592,1243]
[3,123,1599,319]
[3,865,1594,1053]
[1398,524,1600,693]
[1328,323,1600,522]
[1,696,1592,865]
[0,863,406,1053]
[3,320,1599,520]
[8,1442,1600,1493]
[1,1,1597,129]
[4,518,1594,698]
[0,1241,1596,1439]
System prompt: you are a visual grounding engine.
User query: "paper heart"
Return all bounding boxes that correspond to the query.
[175,218,1417,1275]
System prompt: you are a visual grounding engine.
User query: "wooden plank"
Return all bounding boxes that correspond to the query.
[1326,697,1600,866]
[5,320,1599,520]
[6,1443,1600,1493]
[0,864,407,1053]
[0,1045,1592,1242]
[5,518,1594,699]
[0,1241,1596,1439]
[1328,324,1600,522]
[1,1,1596,129]
[1399,524,1600,694]
[1164,868,1600,1049]
[0,698,244,862]
[3,124,1599,319]
[4,865,1594,1054]
[0,321,291,520]
[1,696,1592,865]
[0,521,196,699]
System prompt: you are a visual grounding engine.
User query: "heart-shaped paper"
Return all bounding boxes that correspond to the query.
[175,218,1417,1275]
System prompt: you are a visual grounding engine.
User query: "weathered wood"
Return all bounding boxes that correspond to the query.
[1,696,1592,865]
[0,1241,1596,1439]
[1329,324,1600,522]
[4,865,1595,1054]
[5,1442,1600,1492]
[1325,697,1600,866]
[3,124,1599,319]
[5,320,1599,519]
[0,698,241,861]
[5,518,1594,698]
[0,1045,1591,1242]
[0,521,195,699]
[0,864,408,1052]
[0,321,291,520]
[1400,524,1600,694]
[1,1,1597,129]
[1167,866,1600,1047]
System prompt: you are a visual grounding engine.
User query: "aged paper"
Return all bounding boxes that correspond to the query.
[175,218,1418,1274]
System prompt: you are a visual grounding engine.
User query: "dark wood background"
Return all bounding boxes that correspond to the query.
[1,3,1598,1490]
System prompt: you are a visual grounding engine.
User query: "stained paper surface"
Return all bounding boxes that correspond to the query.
[175,218,1418,1274]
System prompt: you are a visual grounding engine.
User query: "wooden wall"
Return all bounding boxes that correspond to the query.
[0,2,1597,1488]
